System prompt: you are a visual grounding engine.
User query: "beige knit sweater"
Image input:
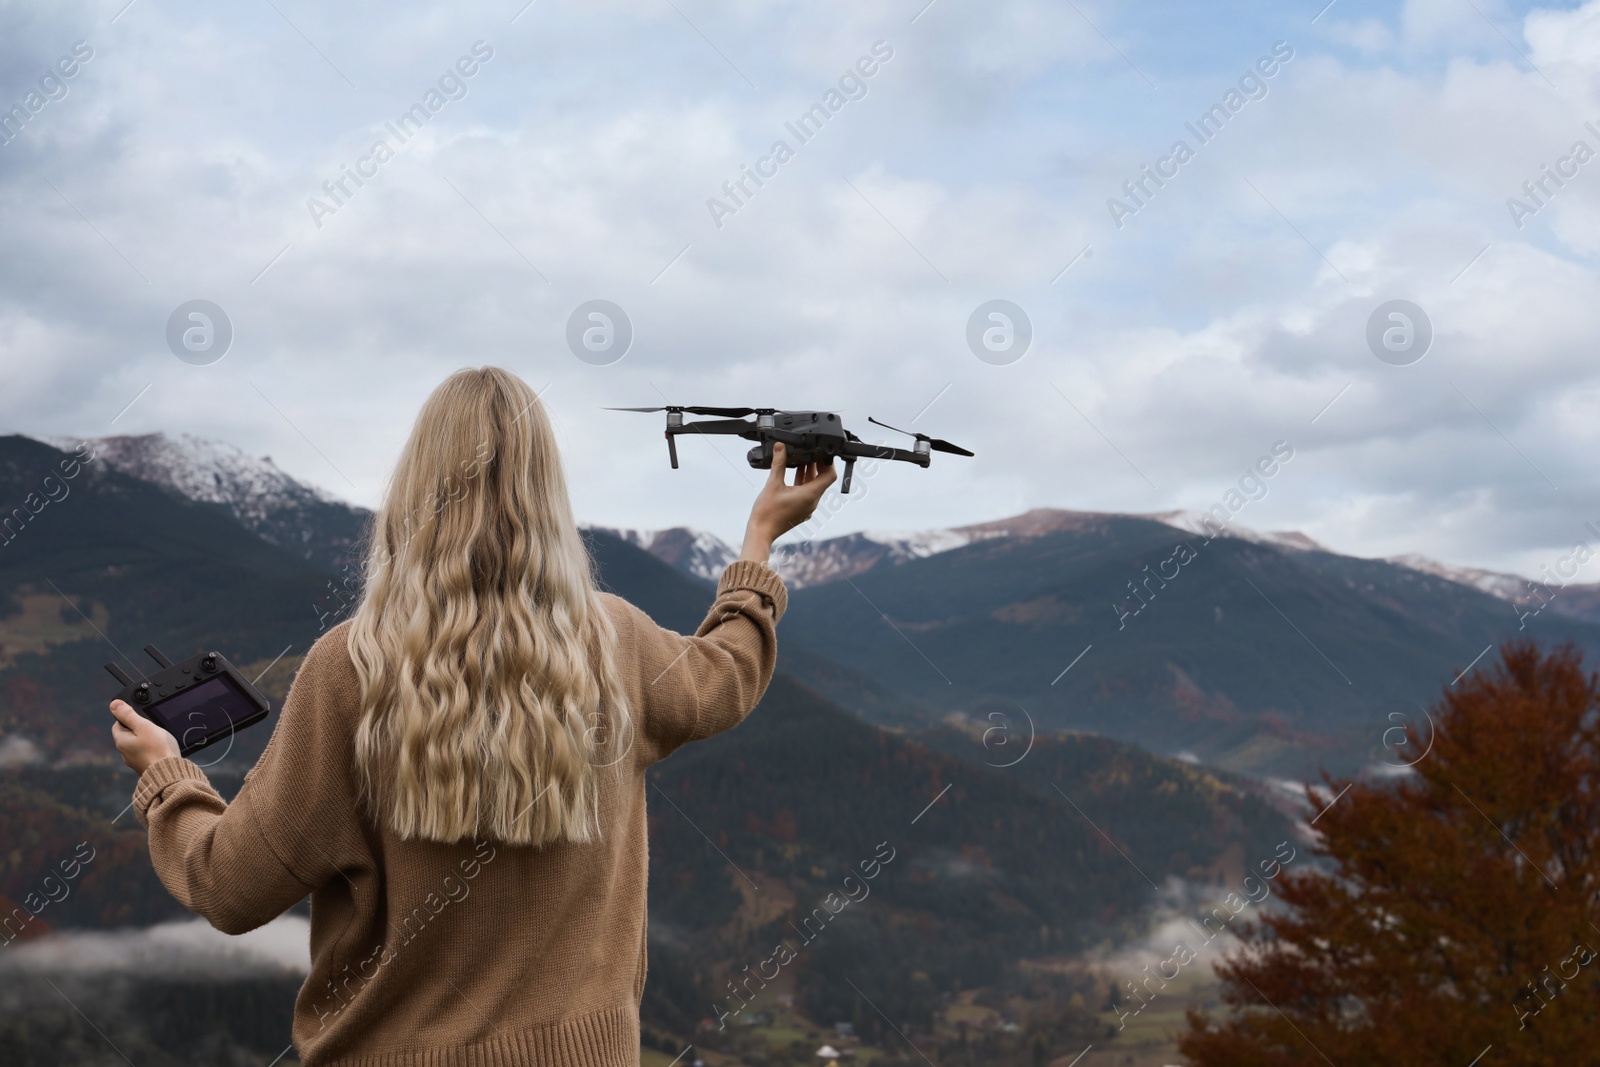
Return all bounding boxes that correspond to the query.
[133,560,787,1067]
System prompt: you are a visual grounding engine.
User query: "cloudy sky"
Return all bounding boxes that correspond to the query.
[2,0,1598,577]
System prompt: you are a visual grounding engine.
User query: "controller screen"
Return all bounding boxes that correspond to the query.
[146,675,259,754]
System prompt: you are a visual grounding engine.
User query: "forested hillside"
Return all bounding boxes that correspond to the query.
[778,511,1600,775]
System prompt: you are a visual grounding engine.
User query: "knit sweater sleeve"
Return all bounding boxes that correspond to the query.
[132,623,371,935]
[621,559,787,764]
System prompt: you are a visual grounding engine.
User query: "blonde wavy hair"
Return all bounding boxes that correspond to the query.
[348,367,630,846]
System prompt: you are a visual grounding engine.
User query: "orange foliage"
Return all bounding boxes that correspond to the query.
[1181,641,1600,1066]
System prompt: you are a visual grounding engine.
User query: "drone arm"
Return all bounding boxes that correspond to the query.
[841,440,928,467]
[667,417,758,468]
[678,418,759,435]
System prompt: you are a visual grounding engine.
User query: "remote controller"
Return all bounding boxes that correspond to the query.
[105,645,273,757]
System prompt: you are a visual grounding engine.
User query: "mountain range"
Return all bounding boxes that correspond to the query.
[0,431,1306,1065]
[27,431,1600,781]
[602,509,1600,620]
[6,428,1595,1063]
[63,429,1594,613]
[601,510,1600,779]
[41,432,370,574]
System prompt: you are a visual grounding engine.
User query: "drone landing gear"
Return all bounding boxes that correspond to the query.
[841,457,854,493]
[666,433,679,469]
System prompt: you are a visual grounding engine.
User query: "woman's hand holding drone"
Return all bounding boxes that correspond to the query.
[740,442,836,563]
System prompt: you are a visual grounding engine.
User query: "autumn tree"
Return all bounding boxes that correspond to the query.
[1180,640,1600,1066]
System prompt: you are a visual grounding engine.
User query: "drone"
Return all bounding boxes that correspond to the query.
[607,406,973,493]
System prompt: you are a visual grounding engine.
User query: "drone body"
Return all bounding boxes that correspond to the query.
[607,406,972,493]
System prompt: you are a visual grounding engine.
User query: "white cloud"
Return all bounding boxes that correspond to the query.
[0,916,310,976]
[1323,17,1398,55]
[0,734,44,768]
[2,0,1600,573]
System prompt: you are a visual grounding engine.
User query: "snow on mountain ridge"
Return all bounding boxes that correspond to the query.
[586,525,973,587]
[1145,509,1326,552]
[859,526,990,557]
[585,526,739,582]
[597,510,1089,588]
[1385,554,1538,604]
[35,432,369,570]
[1378,555,1600,624]
[41,432,344,522]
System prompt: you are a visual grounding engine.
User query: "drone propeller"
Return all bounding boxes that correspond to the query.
[867,416,975,457]
[605,405,770,417]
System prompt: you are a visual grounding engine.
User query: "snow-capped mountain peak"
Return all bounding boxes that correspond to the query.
[584,525,741,582]
[44,433,342,519]
[34,432,368,570]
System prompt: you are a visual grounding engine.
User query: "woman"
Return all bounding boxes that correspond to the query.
[109,367,835,1067]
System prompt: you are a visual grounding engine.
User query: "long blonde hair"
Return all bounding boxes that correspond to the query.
[348,367,630,846]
